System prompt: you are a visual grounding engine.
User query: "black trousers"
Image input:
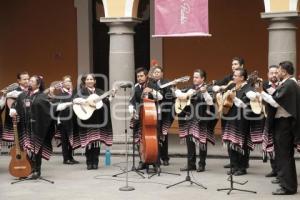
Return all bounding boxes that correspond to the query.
[186,135,207,167]
[274,118,298,192]
[31,150,42,172]
[58,124,73,161]
[160,134,169,161]
[85,144,100,166]
[229,145,249,171]
[267,124,278,173]
[270,138,278,173]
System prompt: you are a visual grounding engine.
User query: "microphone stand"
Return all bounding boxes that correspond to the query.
[217,148,256,195]
[119,86,134,191]
[166,110,206,189]
[112,84,145,179]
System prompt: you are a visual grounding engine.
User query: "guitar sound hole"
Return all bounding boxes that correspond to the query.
[16,155,21,159]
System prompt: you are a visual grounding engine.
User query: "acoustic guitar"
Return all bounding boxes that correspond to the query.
[73,89,117,120]
[9,116,32,178]
[175,83,212,114]
[248,71,264,115]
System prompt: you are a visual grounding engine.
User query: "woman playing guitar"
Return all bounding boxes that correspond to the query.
[73,74,113,170]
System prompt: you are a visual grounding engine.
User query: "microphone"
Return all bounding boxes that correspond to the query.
[120,83,132,88]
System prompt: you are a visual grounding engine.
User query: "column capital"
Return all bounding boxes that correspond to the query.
[100,17,142,24]
[100,17,142,35]
[261,11,300,19]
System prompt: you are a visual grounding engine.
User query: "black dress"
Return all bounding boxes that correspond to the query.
[75,87,113,169]
[14,91,53,174]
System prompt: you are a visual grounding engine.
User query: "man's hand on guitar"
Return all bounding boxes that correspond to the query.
[200,85,207,93]
[9,108,17,117]
[128,105,137,118]
[266,87,276,95]
[143,87,152,94]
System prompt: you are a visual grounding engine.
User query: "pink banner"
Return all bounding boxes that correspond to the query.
[154,0,210,37]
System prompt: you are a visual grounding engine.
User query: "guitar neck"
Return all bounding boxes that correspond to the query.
[94,92,111,103]
[12,117,21,155]
[160,81,176,89]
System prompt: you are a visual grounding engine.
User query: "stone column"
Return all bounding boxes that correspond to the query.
[74,0,93,75]
[150,0,163,66]
[100,17,141,143]
[261,12,300,72]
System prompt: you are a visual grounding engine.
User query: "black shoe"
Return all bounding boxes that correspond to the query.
[234,169,247,176]
[31,171,41,179]
[271,178,280,184]
[224,163,231,168]
[227,168,238,175]
[137,162,146,170]
[69,159,80,164]
[196,165,205,172]
[92,164,98,170]
[87,164,92,170]
[162,160,169,166]
[180,164,196,171]
[272,188,296,195]
[265,171,277,178]
[63,160,74,165]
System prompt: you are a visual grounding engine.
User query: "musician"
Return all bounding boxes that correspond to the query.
[53,75,80,164]
[261,61,300,195]
[175,69,215,172]
[129,67,163,170]
[73,74,113,170]
[212,57,249,169]
[214,56,244,86]
[221,68,255,176]
[151,66,175,166]
[261,65,279,179]
[2,72,30,143]
[129,67,148,170]
[9,75,53,179]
